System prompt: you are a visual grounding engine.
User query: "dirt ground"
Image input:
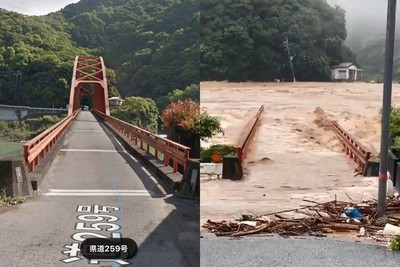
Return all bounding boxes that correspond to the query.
[200,81,400,229]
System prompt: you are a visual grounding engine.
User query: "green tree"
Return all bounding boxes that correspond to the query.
[168,84,200,102]
[111,96,158,133]
[201,0,356,81]
[155,83,199,111]
[199,112,223,141]
[0,0,198,109]
[106,68,120,97]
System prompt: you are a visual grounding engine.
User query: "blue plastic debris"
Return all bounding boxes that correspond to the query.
[344,207,363,220]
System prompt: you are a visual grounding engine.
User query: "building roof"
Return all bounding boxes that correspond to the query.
[332,62,354,68]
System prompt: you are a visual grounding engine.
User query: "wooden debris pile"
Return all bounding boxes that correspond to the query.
[203,198,400,237]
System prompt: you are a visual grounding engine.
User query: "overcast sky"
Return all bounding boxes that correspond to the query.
[0,0,79,16]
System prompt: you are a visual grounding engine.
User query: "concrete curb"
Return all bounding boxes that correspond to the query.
[101,121,184,191]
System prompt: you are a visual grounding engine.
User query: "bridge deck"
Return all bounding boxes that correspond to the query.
[0,111,199,266]
[45,111,156,192]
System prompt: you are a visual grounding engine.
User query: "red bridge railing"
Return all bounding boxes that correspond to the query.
[314,107,374,173]
[93,110,190,173]
[235,105,264,163]
[23,109,80,172]
[331,121,372,172]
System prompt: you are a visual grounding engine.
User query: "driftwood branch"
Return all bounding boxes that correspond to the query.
[203,197,400,238]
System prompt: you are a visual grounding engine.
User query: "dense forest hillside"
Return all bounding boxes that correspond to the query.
[0,0,199,108]
[0,11,88,107]
[201,0,356,82]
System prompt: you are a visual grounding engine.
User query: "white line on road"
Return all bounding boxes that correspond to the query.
[44,189,151,196]
[141,166,167,195]
[101,123,167,195]
[60,149,123,153]
[72,130,104,132]
[49,189,149,193]
[44,192,150,196]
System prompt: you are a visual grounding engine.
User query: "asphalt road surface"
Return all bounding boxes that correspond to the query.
[0,112,199,267]
[201,234,400,267]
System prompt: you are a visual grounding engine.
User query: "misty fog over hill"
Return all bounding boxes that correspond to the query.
[327,0,388,46]
[328,0,400,78]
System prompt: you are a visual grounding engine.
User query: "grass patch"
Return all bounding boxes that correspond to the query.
[0,142,23,157]
[0,115,65,142]
[0,188,25,207]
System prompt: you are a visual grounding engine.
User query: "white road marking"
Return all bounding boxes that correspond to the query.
[101,123,167,195]
[101,124,139,162]
[112,232,121,239]
[141,166,168,195]
[45,192,150,196]
[60,149,123,153]
[44,189,150,196]
[72,130,103,132]
[49,189,148,193]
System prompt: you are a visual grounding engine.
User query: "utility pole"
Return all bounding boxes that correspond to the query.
[14,71,22,104]
[283,36,296,82]
[378,0,397,218]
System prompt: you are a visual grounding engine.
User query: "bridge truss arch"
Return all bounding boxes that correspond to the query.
[68,56,110,115]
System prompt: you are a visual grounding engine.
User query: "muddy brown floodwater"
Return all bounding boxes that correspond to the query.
[200,81,400,229]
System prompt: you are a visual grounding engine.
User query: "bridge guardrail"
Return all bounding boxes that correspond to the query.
[235,105,264,163]
[331,121,372,167]
[93,110,190,173]
[23,109,80,171]
[315,107,373,174]
[0,104,67,112]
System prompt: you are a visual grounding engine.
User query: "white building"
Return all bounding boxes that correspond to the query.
[331,62,363,81]
[109,96,123,110]
[109,97,123,106]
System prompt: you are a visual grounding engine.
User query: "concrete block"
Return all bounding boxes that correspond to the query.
[177,159,200,199]
[200,163,222,176]
[222,155,243,180]
[0,157,33,197]
[362,161,379,177]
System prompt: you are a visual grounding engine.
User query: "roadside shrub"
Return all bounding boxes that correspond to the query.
[386,106,400,157]
[162,99,200,135]
[200,144,236,163]
[389,236,400,251]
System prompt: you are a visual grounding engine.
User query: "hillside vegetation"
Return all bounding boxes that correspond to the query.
[201,0,356,82]
[0,0,199,108]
